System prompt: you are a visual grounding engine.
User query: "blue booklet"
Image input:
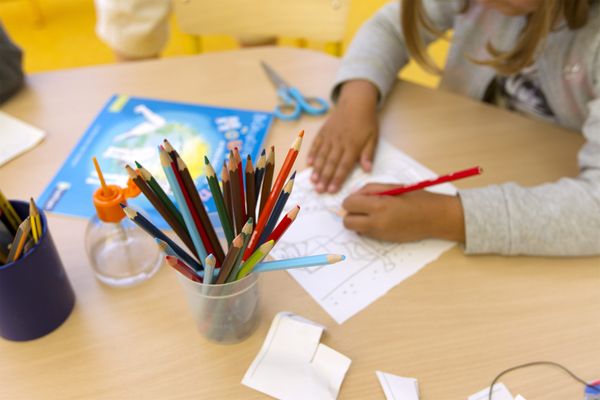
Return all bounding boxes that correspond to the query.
[39,94,273,230]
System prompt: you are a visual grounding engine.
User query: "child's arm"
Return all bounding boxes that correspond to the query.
[309,1,464,193]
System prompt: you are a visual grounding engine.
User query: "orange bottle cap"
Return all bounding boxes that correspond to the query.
[92,178,141,223]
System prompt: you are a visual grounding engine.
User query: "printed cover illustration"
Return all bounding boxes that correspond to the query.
[39,95,273,230]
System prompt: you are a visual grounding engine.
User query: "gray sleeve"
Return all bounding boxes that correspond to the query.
[332,0,463,104]
[0,23,24,104]
[458,54,600,256]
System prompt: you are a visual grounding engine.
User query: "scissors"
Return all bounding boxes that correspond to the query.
[261,61,329,121]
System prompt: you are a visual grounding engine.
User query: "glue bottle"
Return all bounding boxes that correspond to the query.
[85,170,162,287]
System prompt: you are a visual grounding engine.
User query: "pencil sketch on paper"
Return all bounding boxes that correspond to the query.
[269,141,456,324]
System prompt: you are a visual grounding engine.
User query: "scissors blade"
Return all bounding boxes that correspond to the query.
[260,61,290,90]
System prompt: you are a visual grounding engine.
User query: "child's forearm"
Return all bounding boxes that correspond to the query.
[337,80,379,113]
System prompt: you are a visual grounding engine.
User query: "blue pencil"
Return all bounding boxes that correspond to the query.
[253,254,345,273]
[159,147,209,263]
[257,171,295,245]
[122,205,202,271]
[155,238,203,271]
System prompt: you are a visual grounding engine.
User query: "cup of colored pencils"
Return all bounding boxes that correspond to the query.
[123,131,345,343]
[0,191,76,341]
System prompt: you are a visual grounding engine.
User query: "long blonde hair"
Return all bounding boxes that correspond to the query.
[401,0,590,75]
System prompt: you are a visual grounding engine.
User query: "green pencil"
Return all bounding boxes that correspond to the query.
[236,240,274,280]
[204,156,234,245]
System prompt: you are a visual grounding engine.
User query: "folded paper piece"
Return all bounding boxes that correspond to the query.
[376,371,419,400]
[468,383,514,400]
[242,311,351,400]
[0,111,45,167]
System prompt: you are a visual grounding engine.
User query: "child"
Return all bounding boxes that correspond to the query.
[308,0,600,256]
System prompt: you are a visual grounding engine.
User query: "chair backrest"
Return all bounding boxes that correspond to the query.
[172,0,350,42]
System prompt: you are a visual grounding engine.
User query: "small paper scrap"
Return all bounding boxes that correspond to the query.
[242,312,351,400]
[376,371,419,400]
[0,111,45,167]
[468,383,514,400]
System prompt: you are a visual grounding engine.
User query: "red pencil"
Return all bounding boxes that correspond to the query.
[266,205,300,244]
[165,255,203,283]
[375,166,483,196]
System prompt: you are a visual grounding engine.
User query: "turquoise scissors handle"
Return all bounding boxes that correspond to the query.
[275,87,329,121]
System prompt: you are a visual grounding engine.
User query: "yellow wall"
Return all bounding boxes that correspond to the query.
[0,0,448,87]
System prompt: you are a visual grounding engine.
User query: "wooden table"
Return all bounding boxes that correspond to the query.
[1,47,598,399]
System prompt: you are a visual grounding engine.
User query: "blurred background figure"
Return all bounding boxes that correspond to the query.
[0,22,24,103]
[94,0,276,61]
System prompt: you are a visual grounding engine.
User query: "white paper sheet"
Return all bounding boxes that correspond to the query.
[0,111,45,166]
[269,140,456,323]
[468,383,514,400]
[376,371,420,400]
[242,312,351,400]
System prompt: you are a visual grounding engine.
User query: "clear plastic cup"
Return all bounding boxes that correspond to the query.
[176,271,260,344]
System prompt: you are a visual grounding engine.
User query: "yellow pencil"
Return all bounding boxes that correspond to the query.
[29,198,40,243]
[236,240,274,280]
[7,217,32,263]
[0,189,22,233]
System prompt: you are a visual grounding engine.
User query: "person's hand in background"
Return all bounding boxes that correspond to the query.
[308,80,379,193]
[341,183,466,244]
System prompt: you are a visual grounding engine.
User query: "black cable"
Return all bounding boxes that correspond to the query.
[488,361,599,400]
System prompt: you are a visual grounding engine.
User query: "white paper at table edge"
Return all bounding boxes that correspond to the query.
[0,111,45,166]
[376,371,419,400]
[242,311,351,400]
[468,383,513,400]
[514,396,527,400]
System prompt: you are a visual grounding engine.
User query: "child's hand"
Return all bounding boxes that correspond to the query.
[341,183,466,243]
[308,80,379,193]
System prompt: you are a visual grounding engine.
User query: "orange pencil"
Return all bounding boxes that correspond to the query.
[244,130,303,259]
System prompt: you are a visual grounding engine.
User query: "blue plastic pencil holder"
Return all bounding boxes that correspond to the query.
[0,200,75,341]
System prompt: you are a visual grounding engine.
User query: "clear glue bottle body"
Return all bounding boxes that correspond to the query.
[85,181,162,287]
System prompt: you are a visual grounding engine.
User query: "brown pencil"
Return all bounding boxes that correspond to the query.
[221,161,234,234]
[259,146,275,216]
[126,165,199,259]
[245,154,256,223]
[254,149,266,204]
[228,155,244,234]
[233,148,247,223]
[175,156,225,265]
[215,233,243,284]
[7,217,31,263]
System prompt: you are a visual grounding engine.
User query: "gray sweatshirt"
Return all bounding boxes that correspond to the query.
[0,23,24,104]
[333,1,600,256]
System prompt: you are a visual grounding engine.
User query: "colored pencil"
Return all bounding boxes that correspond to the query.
[237,240,274,280]
[245,154,256,223]
[226,218,253,283]
[204,157,234,245]
[159,147,208,264]
[126,164,198,258]
[221,161,234,232]
[29,198,41,243]
[162,139,178,162]
[245,131,303,259]
[204,254,216,285]
[6,217,31,263]
[375,166,483,196]
[176,155,224,264]
[92,156,109,196]
[122,204,202,271]
[266,205,300,244]
[0,189,21,233]
[254,149,266,203]
[228,155,244,234]
[259,146,275,216]
[135,161,185,228]
[165,255,203,283]
[258,171,295,245]
[155,239,203,273]
[254,254,345,273]
[233,148,247,223]
[215,233,243,284]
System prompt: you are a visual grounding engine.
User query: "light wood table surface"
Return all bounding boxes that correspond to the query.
[0,47,599,399]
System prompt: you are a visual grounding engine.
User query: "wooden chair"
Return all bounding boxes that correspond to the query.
[171,0,350,56]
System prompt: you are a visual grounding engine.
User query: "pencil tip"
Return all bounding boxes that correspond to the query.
[204,155,210,164]
[299,130,304,138]
[135,161,142,168]
[290,171,296,179]
[261,148,266,156]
